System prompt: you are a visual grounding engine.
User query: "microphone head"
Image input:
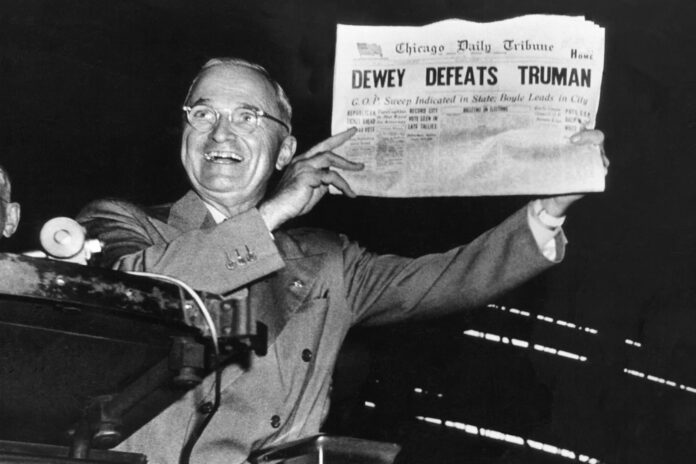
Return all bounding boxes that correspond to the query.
[40,217,86,259]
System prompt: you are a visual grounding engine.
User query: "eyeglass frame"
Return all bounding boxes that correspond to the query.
[182,104,291,134]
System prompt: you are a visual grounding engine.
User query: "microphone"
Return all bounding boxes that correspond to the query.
[35,217,102,264]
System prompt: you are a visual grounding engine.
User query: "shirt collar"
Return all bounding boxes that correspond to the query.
[203,202,228,224]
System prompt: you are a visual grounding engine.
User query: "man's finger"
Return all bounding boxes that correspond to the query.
[302,127,358,158]
[309,152,364,171]
[321,170,358,198]
[570,129,604,145]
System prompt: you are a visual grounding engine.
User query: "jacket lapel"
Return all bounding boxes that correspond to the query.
[168,190,215,232]
[144,191,214,242]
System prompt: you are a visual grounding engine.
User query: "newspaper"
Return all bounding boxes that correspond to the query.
[330,16,606,197]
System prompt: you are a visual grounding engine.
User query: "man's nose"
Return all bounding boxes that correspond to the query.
[210,113,238,142]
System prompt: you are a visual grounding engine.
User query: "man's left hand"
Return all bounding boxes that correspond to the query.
[539,129,608,217]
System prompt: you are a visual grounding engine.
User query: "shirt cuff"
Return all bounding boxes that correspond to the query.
[527,200,564,261]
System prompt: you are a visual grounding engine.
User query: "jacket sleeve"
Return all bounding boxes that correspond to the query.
[77,199,284,294]
[343,206,565,326]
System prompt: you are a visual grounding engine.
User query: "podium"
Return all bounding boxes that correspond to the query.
[0,253,261,462]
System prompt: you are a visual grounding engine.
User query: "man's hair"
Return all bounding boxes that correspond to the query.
[0,164,11,201]
[183,57,293,131]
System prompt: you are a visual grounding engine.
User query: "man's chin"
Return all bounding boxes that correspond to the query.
[196,182,257,202]
[199,183,244,197]
[197,172,246,190]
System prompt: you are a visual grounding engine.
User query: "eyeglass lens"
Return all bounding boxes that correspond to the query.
[187,105,260,133]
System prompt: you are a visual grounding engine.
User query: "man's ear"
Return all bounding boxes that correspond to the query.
[3,202,20,238]
[275,135,297,171]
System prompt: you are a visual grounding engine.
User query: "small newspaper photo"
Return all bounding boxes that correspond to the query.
[330,16,606,197]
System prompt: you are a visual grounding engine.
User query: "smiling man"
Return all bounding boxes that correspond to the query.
[78,57,605,464]
[180,62,297,218]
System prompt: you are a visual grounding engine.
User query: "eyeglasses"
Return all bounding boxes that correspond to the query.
[182,104,290,134]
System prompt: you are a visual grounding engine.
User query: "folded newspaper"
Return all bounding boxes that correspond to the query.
[330,16,605,197]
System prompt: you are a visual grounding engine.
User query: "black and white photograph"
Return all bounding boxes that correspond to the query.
[1,1,695,463]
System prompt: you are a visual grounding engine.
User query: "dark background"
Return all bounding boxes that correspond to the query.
[1,0,696,462]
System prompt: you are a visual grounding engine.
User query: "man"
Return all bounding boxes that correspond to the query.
[78,57,605,464]
[0,164,20,241]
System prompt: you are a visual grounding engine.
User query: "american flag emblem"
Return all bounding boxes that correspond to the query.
[357,42,382,57]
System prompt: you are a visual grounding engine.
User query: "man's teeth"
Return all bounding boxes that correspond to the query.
[204,152,244,162]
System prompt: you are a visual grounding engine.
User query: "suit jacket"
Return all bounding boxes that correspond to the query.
[77,191,564,464]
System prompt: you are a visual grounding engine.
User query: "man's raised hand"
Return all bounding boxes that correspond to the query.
[259,128,363,231]
[539,128,607,217]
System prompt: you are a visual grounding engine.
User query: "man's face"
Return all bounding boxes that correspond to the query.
[0,194,6,234]
[181,65,295,212]
[0,175,20,239]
